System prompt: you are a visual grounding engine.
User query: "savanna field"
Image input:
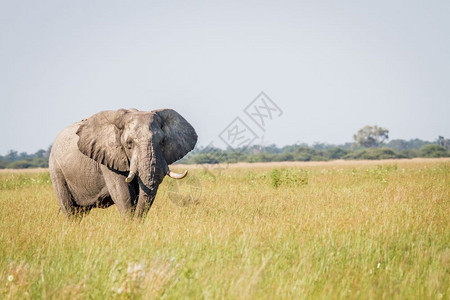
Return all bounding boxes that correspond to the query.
[0,159,449,299]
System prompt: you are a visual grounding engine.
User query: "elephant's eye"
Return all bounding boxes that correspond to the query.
[126,139,133,149]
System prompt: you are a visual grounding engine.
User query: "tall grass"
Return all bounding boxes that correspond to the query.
[0,159,449,299]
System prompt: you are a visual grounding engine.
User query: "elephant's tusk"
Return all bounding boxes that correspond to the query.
[125,171,136,183]
[167,169,188,179]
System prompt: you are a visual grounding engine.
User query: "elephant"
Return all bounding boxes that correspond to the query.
[49,108,197,218]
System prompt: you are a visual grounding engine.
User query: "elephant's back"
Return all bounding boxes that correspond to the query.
[49,122,91,173]
[51,122,82,159]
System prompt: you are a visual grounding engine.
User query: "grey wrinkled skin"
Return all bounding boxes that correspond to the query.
[49,108,197,219]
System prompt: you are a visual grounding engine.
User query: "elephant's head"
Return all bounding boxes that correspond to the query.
[75,108,197,216]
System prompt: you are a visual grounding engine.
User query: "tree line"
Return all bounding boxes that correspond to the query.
[0,147,51,169]
[180,126,449,164]
[1,126,449,169]
[180,140,449,165]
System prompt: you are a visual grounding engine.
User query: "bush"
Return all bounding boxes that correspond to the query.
[344,148,403,160]
[276,153,295,161]
[326,147,349,160]
[0,157,49,169]
[270,168,308,188]
[293,147,326,161]
[399,149,420,158]
[420,145,449,158]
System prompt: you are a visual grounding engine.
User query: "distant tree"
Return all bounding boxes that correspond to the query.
[343,148,402,160]
[9,160,33,169]
[312,142,334,150]
[420,145,449,158]
[326,147,349,160]
[19,152,29,159]
[280,145,298,153]
[387,139,409,151]
[264,144,282,154]
[45,145,52,158]
[277,152,295,161]
[339,142,355,150]
[35,149,46,158]
[353,125,389,148]
[436,136,450,150]
[5,150,18,161]
[293,147,326,161]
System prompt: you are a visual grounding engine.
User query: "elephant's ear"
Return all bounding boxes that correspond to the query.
[154,109,198,165]
[76,110,129,172]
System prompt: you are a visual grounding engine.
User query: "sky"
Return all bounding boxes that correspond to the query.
[1,0,449,155]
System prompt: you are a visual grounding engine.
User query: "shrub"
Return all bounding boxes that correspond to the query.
[326,147,349,160]
[420,145,449,158]
[270,168,308,188]
[344,148,402,160]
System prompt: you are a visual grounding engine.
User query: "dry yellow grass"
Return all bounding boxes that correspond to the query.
[175,157,448,169]
[0,159,449,299]
[0,168,48,174]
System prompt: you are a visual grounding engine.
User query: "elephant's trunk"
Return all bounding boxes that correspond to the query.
[134,143,160,218]
[134,185,156,218]
[131,142,188,218]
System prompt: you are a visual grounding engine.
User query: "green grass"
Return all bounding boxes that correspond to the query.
[0,159,449,299]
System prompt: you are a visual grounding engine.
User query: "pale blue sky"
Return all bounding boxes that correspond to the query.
[1,0,449,154]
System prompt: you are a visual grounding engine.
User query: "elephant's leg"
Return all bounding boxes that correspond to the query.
[50,169,79,217]
[101,166,137,217]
